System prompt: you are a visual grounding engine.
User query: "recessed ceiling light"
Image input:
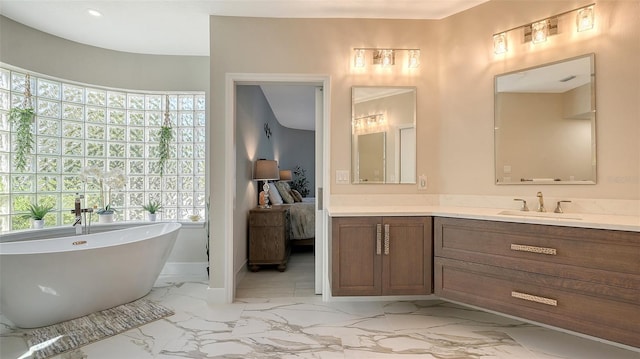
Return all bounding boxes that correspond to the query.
[87,9,102,17]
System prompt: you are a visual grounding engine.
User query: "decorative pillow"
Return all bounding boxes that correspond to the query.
[267,182,283,205]
[291,189,303,202]
[275,181,295,204]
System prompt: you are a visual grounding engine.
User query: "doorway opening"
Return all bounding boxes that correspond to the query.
[225,74,329,302]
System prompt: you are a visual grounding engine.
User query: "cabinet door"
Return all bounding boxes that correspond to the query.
[332,217,382,296]
[382,216,433,295]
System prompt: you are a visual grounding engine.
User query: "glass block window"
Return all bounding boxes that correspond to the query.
[0,66,206,231]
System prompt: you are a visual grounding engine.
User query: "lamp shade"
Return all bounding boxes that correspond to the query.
[253,160,279,181]
[279,170,292,181]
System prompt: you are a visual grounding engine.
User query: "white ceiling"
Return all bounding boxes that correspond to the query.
[0,0,489,56]
[496,56,592,93]
[0,0,488,131]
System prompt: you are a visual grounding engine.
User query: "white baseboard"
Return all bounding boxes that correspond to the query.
[159,262,208,279]
[207,287,229,304]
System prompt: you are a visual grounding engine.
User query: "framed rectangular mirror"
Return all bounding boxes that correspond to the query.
[352,86,416,184]
[494,54,596,185]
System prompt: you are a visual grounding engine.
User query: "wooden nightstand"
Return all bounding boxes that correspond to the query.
[248,206,290,272]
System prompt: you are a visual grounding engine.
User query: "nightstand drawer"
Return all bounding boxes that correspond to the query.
[250,208,288,227]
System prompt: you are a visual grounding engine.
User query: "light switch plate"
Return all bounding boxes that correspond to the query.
[336,170,350,184]
[418,174,427,190]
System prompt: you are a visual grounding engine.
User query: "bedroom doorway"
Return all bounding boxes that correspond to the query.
[227,74,329,302]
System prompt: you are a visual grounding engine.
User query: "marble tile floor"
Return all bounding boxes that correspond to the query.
[1,252,638,358]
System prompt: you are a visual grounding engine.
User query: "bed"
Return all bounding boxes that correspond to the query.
[269,181,315,247]
[286,198,315,243]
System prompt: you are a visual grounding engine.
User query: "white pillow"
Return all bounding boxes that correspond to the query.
[267,181,283,205]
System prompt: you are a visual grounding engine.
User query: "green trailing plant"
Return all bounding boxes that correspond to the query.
[22,203,54,220]
[291,165,310,197]
[9,107,35,172]
[158,125,173,176]
[158,94,174,176]
[142,200,162,214]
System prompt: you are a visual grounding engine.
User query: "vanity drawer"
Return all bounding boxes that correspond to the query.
[434,257,640,348]
[434,217,640,276]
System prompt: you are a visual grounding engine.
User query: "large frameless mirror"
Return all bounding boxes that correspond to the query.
[495,54,596,185]
[352,86,416,184]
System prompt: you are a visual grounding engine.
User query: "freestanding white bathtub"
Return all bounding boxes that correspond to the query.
[0,222,181,328]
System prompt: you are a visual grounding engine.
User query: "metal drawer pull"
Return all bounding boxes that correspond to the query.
[376,224,382,255]
[384,224,390,255]
[510,244,557,255]
[511,291,558,307]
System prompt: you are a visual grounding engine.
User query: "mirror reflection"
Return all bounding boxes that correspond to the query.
[352,87,416,184]
[495,54,596,185]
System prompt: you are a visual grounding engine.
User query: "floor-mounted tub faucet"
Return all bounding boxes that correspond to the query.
[71,193,93,234]
[536,191,546,212]
[72,194,83,233]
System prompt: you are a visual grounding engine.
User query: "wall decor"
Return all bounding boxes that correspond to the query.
[264,123,272,139]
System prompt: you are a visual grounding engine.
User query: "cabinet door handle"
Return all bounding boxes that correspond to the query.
[384,224,390,255]
[510,244,557,256]
[376,224,382,255]
[511,291,558,307]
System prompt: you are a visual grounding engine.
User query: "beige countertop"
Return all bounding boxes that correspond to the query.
[328,205,640,232]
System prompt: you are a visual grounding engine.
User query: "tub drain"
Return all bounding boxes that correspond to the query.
[72,240,87,245]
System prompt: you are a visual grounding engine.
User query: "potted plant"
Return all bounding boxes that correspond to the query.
[142,200,162,221]
[291,165,310,197]
[80,166,127,223]
[22,203,54,229]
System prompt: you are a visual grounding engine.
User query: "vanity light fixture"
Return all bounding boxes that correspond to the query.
[492,3,594,54]
[354,49,366,68]
[407,50,421,68]
[353,48,420,69]
[493,33,507,54]
[576,6,595,32]
[374,50,395,66]
[530,20,550,44]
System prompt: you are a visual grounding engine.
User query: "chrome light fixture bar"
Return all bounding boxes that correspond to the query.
[353,48,421,68]
[493,3,595,54]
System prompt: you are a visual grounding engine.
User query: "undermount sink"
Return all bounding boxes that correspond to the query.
[497,210,583,220]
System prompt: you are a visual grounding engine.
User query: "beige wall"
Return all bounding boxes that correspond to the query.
[438,0,639,199]
[210,1,640,288]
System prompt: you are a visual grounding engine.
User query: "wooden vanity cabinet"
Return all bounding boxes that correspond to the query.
[434,217,640,348]
[331,216,432,296]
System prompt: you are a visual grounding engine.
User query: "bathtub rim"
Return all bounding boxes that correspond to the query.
[0,222,182,255]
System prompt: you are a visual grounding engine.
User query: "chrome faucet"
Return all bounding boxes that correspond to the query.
[536,191,546,212]
[71,193,93,234]
[72,193,83,229]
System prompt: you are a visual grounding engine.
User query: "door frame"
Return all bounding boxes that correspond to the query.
[224,73,331,303]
